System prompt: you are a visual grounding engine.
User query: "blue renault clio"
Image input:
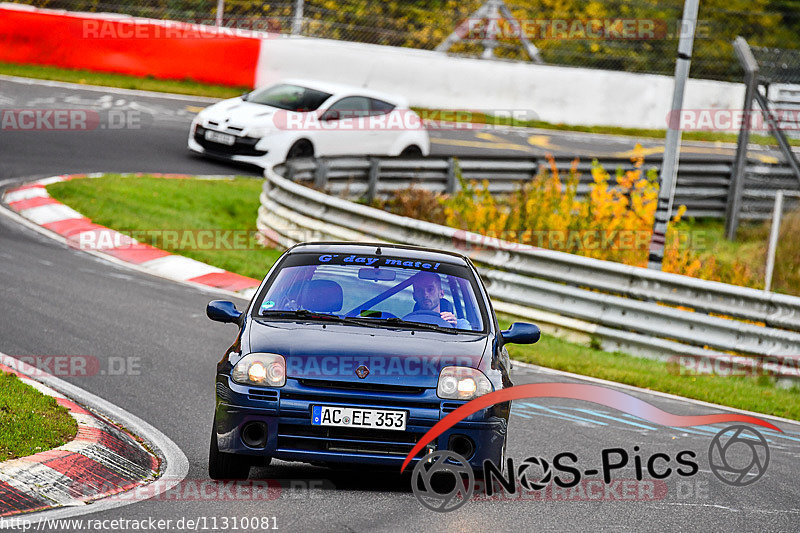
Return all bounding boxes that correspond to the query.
[207,242,540,479]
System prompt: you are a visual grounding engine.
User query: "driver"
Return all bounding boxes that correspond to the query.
[411,272,470,329]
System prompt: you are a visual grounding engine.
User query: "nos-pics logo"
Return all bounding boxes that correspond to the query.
[411,425,770,512]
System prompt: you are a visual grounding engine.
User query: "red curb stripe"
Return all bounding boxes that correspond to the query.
[0,481,50,517]
[42,217,95,237]
[105,245,172,264]
[39,451,138,493]
[73,427,105,444]
[54,222,108,240]
[0,363,23,378]
[6,184,45,195]
[187,271,260,291]
[55,397,90,416]
[7,196,58,212]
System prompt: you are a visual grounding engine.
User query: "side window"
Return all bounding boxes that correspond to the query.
[321,96,371,120]
[369,98,396,116]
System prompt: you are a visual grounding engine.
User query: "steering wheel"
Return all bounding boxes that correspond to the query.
[402,310,453,328]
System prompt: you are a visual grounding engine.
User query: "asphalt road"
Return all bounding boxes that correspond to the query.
[1,75,790,182]
[1,76,800,532]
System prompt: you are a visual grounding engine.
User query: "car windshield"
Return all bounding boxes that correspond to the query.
[247,84,332,111]
[253,252,487,332]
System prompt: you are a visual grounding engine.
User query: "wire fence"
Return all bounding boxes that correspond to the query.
[11,0,800,81]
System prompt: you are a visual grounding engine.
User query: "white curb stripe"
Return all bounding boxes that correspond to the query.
[20,203,84,225]
[70,228,138,251]
[35,176,68,186]
[16,376,67,399]
[139,254,224,281]
[4,187,48,203]
[0,463,79,506]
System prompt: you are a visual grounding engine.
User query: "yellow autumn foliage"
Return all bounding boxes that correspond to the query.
[440,146,759,286]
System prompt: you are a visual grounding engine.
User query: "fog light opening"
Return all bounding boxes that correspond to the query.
[449,435,475,460]
[241,422,268,449]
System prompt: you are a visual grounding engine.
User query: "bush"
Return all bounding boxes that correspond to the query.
[378,148,764,290]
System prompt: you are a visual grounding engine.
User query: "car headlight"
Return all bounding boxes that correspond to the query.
[247,126,271,138]
[437,366,492,400]
[231,353,286,387]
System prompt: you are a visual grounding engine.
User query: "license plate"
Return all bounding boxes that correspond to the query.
[311,405,407,431]
[204,129,236,145]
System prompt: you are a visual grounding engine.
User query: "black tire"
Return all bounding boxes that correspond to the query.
[286,140,314,160]
[399,145,422,157]
[208,421,251,480]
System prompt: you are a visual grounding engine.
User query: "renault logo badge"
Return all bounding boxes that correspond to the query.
[355,365,370,379]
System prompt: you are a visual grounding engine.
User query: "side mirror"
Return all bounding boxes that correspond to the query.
[207,300,242,323]
[322,109,340,121]
[501,322,540,345]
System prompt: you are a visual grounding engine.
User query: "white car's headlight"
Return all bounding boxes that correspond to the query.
[231,353,286,387]
[247,126,271,138]
[437,366,492,400]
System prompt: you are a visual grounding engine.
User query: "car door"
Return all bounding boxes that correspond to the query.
[314,96,373,155]
[368,98,402,155]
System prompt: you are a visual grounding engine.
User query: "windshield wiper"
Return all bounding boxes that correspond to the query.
[257,310,384,328]
[259,309,343,321]
[367,317,459,334]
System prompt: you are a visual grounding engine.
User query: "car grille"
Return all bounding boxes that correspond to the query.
[277,423,423,456]
[297,378,425,395]
[194,126,266,156]
[249,388,279,402]
[280,391,439,410]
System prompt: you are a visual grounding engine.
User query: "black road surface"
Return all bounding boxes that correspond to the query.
[1,76,799,532]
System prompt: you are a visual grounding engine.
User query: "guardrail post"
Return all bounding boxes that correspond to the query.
[313,158,329,189]
[284,161,297,182]
[445,157,457,194]
[366,158,381,203]
[726,37,759,240]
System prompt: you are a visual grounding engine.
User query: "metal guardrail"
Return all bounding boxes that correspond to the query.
[257,166,800,381]
[282,155,800,221]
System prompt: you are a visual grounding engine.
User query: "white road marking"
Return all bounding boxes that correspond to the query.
[513,360,800,428]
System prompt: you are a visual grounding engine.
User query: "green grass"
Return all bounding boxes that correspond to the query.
[47,175,798,421]
[498,315,800,421]
[0,61,246,99]
[47,175,283,279]
[0,372,78,460]
[3,60,794,146]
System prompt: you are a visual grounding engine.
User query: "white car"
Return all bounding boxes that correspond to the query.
[188,79,430,168]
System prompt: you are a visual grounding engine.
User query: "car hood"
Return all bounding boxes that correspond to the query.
[200,98,287,129]
[248,320,489,388]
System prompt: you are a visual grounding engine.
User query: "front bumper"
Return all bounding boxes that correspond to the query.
[214,376,507,470]
[188,127,274,168]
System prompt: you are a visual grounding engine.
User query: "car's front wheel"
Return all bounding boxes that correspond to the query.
[399,145,422,157]
[208,419,251,480]
[286,139,314,160]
